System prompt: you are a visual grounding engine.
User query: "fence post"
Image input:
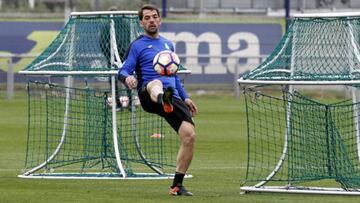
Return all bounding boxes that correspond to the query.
[7,57,14,100]
[234,64,240,99]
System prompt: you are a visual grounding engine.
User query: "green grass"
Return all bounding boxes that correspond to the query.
[0,90,359,202]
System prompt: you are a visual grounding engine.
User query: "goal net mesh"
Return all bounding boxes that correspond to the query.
[19,12,184,178]
[24,81,179,177]
[22,13,142,72]
[242,88,360,190]
[242,16,360,82]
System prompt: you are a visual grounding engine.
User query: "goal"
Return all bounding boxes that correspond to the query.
[18,11,191,180]
[238,12,360,195]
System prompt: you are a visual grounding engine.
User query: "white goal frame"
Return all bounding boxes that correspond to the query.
[238,12,360,195]
[18,11,192,180]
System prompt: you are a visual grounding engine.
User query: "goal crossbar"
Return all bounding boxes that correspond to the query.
[294,12,360,18]
[71,11,138,16]
[238,78,360,85]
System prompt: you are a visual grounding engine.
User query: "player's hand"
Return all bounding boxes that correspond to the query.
[184,98,198,116]
[125,76,138,89]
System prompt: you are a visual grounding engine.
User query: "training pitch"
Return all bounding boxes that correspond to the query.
[0,90,358,202]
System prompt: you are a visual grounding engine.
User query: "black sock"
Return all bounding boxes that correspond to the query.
[172,172,185,187]
[157,93,163,104]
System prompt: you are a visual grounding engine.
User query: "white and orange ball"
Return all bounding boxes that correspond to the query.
[153,50,180,76]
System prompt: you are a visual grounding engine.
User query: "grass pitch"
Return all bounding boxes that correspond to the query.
[0,90,359,202]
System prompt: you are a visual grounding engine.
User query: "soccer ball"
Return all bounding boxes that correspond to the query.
[153,50,180,76]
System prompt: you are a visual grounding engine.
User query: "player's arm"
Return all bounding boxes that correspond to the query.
[171,42,197,114]
[118,46,138,89]
[175,75,198,116]
[170,43,190,100]
[175,75,188,100]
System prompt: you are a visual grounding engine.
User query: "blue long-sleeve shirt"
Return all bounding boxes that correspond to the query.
[118,35,188,100]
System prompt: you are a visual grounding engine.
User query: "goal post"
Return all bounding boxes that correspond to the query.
[238,12,360,195]
[18,11,192,180]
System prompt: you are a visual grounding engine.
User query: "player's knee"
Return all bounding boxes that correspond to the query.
[182,128,195,145]
[148,79,162,88]
[187,131,195,145]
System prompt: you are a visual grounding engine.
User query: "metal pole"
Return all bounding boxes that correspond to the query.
[162,0,167,18]
[285,0,291,30]
[199,0,205,19]
[29,0,35,9]
[234,64,240,99]
[300,0,306,13]
[7,58,14,100]
[64,0,72,23]
[93,0,100,11]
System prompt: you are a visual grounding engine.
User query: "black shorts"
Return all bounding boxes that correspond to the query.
[138,87,194,133]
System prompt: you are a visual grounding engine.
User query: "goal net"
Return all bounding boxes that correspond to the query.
[22,81,179,179]
[242,88,360,194]
[239,13,360,195]
[239,13,360,85]
[18,11,189,179]
[21,11,140,74]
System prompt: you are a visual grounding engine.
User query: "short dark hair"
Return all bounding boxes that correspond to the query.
[138,4,160,20]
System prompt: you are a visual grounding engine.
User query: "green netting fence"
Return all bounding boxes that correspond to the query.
[19,11,192,179]
[241,16,360,82]
[242,88,360,190]
[23,81,179,178]
[22,12,142,73]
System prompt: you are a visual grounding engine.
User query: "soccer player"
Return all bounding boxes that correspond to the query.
[118,4,198,196]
